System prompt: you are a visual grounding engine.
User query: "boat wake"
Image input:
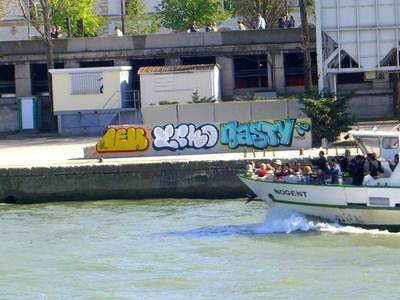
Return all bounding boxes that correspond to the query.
[254,208,400,235]
[166,208,400,237]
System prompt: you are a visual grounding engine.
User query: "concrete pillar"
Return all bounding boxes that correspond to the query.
[273,52,285,95]
[165,57,182,66]
[267,52,273,89]
[114,59,131,67]
[392,73,400,114]
[216,56,234,100]
[64,61,80,68]
[15,62,31,97]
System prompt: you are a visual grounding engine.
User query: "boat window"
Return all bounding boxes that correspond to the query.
[358,137,380,156]
[382,137,399,149]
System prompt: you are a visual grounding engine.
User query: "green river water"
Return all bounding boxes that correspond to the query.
[1,199,400,299]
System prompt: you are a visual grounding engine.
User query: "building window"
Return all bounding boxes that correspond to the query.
[284,52,317,86]
[71,72,104,95]
[234,55,268,89]
[337,55,365,84]
[0,65,15,94]
[79,61,114,68]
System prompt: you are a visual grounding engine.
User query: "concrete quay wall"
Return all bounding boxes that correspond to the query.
[0,159,259,204]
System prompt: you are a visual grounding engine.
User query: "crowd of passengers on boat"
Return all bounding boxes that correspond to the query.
[244,150,399,186]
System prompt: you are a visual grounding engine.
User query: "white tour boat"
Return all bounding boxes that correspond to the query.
[239,129,400,230]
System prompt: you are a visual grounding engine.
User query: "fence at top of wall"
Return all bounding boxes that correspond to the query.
[141,99,307,126]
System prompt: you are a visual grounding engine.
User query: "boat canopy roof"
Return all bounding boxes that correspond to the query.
[349,130,400,138]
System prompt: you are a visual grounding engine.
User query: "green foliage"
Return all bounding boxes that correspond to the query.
[191,89,216,103]
[234,94,266,101]
[159,100,180,105]
[230,0,285,28]
[125,0,160,35]
[51,0,103,37]
[155,0,231,32]
[300,94,354,145]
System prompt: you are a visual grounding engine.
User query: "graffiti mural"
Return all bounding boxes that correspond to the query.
[152,123,219,151]
[89,119,312,158]
[220,119,311,150]
[96,127,150,153]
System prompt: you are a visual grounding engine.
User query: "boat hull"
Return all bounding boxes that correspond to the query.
[240,175,400,228]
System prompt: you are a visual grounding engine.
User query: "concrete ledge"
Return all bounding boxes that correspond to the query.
[177,103,215,123]
[142,105,178,125]
[214,102,252,121]
[250,100,287,120]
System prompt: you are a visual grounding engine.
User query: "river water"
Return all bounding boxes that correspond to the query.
[1,199,400,299]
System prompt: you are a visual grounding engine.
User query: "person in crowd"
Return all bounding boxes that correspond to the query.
[311,151,328,184]
[303,165,313,184]
[282,163,292,176]
[114,26,123,36]
[282,168,301,183]
[278,15,286,28]
[288,16,295,28]
[205,23,213,32]
[188,20,198,32]
[390,154,399,171]
[250,161,257,174]
[211,22,218,32]
[256,13,266,30]
[264,164,275,180]
[257,163,268,178]
[293,161,303,182]
[327,159,342,184]
[273,160,285,180]
[245,164,254,178]
[338,149,352,184]
[349,155,366,186]
[51,26,62,39]
[238,21,246,31]
[366,153,384,179]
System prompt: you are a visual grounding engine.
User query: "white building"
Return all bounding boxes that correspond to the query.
[138,64,221,107]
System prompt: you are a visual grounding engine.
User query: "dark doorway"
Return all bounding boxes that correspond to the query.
[130,58,165,91]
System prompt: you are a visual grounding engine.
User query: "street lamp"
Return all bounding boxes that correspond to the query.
[120,0,125,34]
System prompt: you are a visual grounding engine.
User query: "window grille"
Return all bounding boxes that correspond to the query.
[71,72,104,95]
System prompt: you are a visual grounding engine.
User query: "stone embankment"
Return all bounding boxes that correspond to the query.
[0,159,262,204]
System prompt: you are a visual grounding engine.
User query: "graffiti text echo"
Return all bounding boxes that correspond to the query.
[220,119,310,149]
[152,123,219,151]
[96,127,150,153]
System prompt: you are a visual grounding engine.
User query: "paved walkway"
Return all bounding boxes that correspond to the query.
[0,135,357,168]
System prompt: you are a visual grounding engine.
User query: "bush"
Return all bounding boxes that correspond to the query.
[158,100,179,105]
[300,93,354,145]
[191,89,216,103]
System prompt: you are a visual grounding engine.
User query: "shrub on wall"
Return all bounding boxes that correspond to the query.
[300,93,354,145]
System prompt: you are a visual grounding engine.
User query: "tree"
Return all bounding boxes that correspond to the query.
[230,0,286,29]
[155,0,230,32]
[17,0,56,131]
[300,94,354,145]
[299,0,313,94]
[125,0,159,35]
[0,0,8,20]
[51,0,103,37]
[17,0,101,131]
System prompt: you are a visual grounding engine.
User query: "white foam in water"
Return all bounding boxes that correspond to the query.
[254,207,400,236]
